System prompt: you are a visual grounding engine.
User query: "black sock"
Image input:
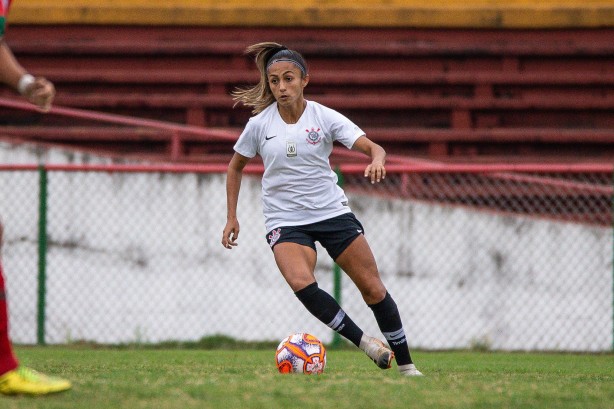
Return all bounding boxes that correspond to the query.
[368,292,413,365]
[294,282,363,347]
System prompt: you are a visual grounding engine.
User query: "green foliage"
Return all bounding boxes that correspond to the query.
[49,334,356,351]
[4,347,613,409]
[130,334,279,350]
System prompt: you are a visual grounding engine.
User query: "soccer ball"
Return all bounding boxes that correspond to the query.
[275,333,326,374]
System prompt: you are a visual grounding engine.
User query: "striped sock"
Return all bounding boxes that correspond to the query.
[294,282,363,347]
[368,292,413,366]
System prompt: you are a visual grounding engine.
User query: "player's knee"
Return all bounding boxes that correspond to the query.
[283,272,317,293]
[360,284,387,305]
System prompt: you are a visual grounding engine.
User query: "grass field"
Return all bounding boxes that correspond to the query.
[2,346,612,409]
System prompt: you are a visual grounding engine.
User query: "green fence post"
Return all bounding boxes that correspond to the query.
[331,264,342,348]
[331,167,345,348]
[37,165,48,346]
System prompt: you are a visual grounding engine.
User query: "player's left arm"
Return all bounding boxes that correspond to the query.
[351,135,386,184]
[0,40,55,111]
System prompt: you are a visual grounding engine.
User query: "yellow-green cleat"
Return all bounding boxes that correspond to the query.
[0,367,71,396]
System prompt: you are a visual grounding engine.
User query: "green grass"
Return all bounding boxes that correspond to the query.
[2,347,613,409]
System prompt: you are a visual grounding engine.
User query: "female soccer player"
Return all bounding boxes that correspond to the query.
[221,42,423,376]
[0,0,71,395]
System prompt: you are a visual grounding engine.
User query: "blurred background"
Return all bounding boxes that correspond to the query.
[0,1,612,351]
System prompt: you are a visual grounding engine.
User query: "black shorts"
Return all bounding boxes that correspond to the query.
[265,212,365,261]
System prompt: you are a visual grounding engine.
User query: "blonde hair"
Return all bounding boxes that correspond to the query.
[232,42,308,115]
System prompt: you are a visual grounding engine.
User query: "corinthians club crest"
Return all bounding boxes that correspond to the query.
[305,127,322,145]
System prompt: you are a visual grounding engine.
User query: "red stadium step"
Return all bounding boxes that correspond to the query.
[2,25,613,162]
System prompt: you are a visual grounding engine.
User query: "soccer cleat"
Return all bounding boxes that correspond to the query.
[360,336,394,369]
[0,367,72,396]
[398,363,424,377]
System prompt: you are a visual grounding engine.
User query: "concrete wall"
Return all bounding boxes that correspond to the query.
[1,141,612,351]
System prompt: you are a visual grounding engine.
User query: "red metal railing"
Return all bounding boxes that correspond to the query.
[0,96,422,164]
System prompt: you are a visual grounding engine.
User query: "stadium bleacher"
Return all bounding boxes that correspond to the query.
[1,1,613,163]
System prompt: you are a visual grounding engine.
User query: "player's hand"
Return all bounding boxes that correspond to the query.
[24,77,55,112]
[222,218,240,249]
[364,161,386,184]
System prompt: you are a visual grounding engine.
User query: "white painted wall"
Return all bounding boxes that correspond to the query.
[1,141,612,351]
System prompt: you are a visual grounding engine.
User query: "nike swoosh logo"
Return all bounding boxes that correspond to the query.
[265,135,277,140]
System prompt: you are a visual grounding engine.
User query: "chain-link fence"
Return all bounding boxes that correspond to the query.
[0,163,612,351]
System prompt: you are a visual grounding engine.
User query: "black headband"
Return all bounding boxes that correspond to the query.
[265,49,307,76]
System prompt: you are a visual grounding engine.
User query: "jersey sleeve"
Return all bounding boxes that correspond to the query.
[233,118,259,158]
[326,107,365,149]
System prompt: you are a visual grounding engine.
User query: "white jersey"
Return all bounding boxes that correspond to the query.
[234,100,364,232]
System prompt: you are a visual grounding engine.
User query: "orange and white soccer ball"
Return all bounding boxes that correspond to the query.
[275,333,326,374]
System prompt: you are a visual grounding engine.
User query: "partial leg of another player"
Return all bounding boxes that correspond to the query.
[0,367,72,396]
[0,223,72,395]
[0,276,72,395]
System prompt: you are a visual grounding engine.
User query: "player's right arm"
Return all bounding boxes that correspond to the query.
[222,152,251,249]
[0,40,23,91]
[0,40,55,111]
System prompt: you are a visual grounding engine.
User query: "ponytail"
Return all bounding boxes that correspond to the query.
[232,42,308,115]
